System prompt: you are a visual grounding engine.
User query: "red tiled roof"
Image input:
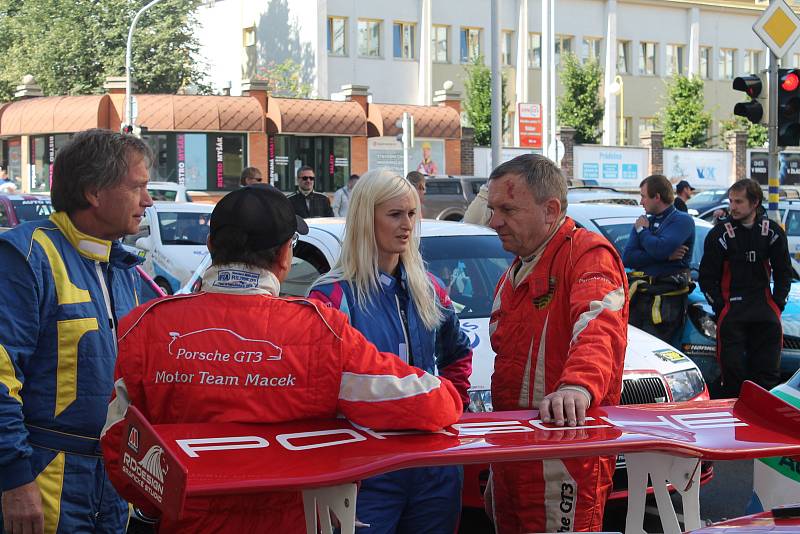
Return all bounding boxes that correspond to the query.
[267,98,366,135]
[369,103,461,139]
[0,95,110,136]
[134,95,263,131]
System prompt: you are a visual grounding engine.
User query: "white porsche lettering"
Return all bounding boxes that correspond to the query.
[177,436,269,458]
[234,351,263,363]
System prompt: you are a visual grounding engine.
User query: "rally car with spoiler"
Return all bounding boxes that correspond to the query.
[110,381,800,534]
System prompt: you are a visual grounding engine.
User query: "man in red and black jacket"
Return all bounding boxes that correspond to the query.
[699,179,792,398]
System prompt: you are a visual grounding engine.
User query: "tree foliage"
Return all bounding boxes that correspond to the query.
[556,53,604,144]
[253,59,312,98]
[0,0,209,99]
[464,56,509,147]
[658,75,712,148]
[719,116,768,149]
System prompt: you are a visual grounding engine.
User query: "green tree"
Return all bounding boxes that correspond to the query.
[719,116,768,149]
[463,56,509,146]
[253,59,312,98]
[556,53,604,144]
[0,0,209,100]
[658,75,712,148]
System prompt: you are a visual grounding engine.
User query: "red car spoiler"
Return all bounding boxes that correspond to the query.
[118,381,800,533]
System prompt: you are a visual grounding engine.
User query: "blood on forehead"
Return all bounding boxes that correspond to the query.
[505,180,515,200]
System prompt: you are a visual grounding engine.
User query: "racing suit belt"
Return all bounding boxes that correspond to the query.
[26,424,102,456]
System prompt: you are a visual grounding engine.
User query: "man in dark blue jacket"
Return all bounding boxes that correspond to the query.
[623,174,695,345]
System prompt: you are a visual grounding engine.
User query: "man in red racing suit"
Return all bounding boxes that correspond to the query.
[100,185,463,533]
[485,155,628,533]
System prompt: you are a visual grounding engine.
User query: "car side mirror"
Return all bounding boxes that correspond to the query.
[135,236,152,251]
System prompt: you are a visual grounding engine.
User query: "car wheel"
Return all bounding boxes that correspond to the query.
[155,277,173,295]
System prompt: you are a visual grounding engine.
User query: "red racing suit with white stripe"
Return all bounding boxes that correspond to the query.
[488,218,628,533]
[100,264,462,534]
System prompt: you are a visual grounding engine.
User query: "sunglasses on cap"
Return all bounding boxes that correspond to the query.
[291,232,300,249]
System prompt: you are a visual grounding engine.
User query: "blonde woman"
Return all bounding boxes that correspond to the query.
[308,169,472,534]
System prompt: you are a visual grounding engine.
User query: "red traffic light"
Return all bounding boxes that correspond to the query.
[783,72,800,92]
[733,75,763,98]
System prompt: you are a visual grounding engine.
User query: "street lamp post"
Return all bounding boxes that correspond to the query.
[125,0,165,132]
[608,75,624,146]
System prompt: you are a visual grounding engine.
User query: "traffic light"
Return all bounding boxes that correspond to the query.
[779,68,800,147]
[732,74,764,124]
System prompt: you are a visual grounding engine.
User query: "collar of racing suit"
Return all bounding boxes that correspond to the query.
[511,216,567,288]
[201,263,281,295]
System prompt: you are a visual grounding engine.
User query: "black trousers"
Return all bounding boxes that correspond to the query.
[717,304,782,398]
[629,291,688,347]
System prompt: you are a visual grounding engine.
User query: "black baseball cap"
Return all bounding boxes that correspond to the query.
[210,184,308,249]
[676,180,696,192]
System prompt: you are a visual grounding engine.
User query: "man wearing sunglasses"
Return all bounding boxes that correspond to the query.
[288,165,334,218]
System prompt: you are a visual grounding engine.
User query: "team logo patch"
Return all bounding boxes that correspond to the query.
[213,269,260,289]
[531,277,557,310]
[127,426,140,453]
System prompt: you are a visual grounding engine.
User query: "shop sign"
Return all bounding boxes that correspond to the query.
[663,149,733,189]
[748,150,800,186]
[517,103,542,149]
[177,134,186,185]
[368,137,445,176]
[215,137,224,188]
[573,145,648,187]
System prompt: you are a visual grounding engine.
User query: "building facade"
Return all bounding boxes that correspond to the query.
[195,0,799,147]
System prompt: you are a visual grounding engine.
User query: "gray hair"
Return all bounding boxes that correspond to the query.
[50,129,152,213]
[488,154,567,211]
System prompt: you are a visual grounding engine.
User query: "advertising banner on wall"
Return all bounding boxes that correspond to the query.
[573,146,649,188]
[518,103,542,148]
[748,150,800,186]
[368,138,445,176]
[663,149,733,189]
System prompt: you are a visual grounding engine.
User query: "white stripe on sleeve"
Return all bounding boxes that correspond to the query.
[570,286,625,344]
[339,372,442,402]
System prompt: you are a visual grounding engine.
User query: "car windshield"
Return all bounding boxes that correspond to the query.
[592,218,710,271]
[11,199,54,223]
[149,189,178,201]
[157,211,210,245]
[420,235,514,319]
[687,190,727,207]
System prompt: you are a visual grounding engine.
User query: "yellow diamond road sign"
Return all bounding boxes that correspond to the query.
[754,0,800,58]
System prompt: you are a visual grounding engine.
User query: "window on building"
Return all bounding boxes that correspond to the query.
[393,22,416,59]
[30,134,71,193]
[718,48,736,80]
[242,26,256,48]
[358,19,382,57]
[638,117,658,142]
[502,30,514,66]
[639,42,657,75]
[529,32,541,68]
[555,34,573,66]
[142,133,246,191]
[433,25,449,63]
[582,37,602,63]
[460,27,482,63]
[700,46,712,79]
[327,17,347,56]
[617,40,630,74]
[744,49,761,74]
[665,44,685,76]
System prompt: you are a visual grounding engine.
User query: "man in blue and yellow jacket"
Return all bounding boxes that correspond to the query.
[0,129,153,534]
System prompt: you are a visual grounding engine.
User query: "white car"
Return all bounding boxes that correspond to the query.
[147,181,192,203]
[124,202,214,294]
[179,217,708,409]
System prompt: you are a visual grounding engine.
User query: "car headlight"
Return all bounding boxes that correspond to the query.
[468,388,494,413]
[664,369,706,401]
[688,303,717,340]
